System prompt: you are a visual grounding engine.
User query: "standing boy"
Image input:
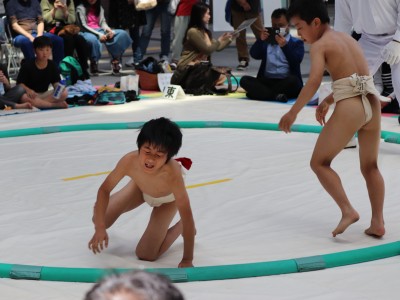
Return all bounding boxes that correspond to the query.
[17,36,68,109]
[279,0,385,238]
[88,118,196,268]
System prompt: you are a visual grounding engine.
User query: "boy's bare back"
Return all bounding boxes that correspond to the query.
[312,29,370,81]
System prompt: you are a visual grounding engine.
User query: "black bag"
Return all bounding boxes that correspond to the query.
[172,62,239,96]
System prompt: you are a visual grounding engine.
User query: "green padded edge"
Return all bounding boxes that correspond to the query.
[10,264,42,280]
[294,256,326,272]
[0,121,399,145]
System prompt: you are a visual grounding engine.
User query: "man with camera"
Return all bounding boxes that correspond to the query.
[240,8,304,102]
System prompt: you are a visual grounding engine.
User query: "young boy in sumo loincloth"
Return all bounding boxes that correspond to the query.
[279,0,385,238]
[88,117,196,268]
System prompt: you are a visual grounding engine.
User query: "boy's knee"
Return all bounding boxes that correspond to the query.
[135,248,158,262]
[310,157,330,174]
[360,163,379,177]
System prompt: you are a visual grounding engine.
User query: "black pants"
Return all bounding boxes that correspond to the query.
[240,75,301,100]
[62,34,90,78]
[0,85,26,108]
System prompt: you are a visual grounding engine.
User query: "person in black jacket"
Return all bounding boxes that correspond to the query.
[240,8,304,102]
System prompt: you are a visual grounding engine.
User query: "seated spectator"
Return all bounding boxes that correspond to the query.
[41,0,91,79]
[240,8,304,102]
[17,36,68,109]
[5,0,64,67]
[76,0,132,75]
[84,270,184,300]
[0,63,32,110]
[170,2,233,91]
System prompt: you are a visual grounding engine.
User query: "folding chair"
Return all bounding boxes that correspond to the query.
[0,15,21,77]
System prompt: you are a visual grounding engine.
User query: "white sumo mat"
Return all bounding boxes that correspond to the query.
[0,96,399,299]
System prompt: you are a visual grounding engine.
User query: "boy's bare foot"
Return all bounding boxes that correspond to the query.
[332,210,360,237]
[364,220,385,238]
[15,102,33,109]
[52,101,68,109]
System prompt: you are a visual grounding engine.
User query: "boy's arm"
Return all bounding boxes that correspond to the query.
[279,44,325,132]
[291,45,324,114]
[89,155,129,254]
[172,171,195,267]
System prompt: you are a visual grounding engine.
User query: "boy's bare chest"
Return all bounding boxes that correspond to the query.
[129,169,173,198]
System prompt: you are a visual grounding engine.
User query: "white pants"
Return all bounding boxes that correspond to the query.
[359,33,400,106]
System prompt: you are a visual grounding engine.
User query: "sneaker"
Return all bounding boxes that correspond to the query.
[160,55,169,63]
[125,57,136,68]
[236,60,249,71]
[276,94,288,103]
[90,60,99,76]
[170,61,177,70]
[111,60,121,75]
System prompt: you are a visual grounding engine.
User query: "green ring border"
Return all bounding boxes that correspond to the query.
[0,121,399,283]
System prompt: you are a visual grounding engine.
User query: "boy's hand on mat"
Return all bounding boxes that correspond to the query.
[279,111,297,133]
[88,229,109,254]
[316,100,329,125]
[178,259,194,268]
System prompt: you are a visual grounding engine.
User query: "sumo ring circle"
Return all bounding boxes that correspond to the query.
[0,121,399,283]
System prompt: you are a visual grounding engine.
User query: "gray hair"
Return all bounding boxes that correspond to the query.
[84,271,184,300]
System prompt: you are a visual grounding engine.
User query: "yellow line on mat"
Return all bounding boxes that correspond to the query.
[186,178,232,189]
[63,172,231,189]
[63,171,111,181]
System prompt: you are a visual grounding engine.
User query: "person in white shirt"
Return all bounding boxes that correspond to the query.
[334,0,400,108]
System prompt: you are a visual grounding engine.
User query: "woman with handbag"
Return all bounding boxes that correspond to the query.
[170,2,234,94]
[41,0,91,79]
[76,0,132,75]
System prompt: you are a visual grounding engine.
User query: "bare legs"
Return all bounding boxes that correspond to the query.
[93,180,184,261]
[21,89,68,109]
[311,96,385,237]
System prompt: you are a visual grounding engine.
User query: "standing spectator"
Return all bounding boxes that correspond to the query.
[334,0,400,109]
[170,0,199,69]
[5,0,64,67]
[108,0,147,68]
[240,8,304,101]
[76,0,132,75]
[41,0,91,79]
[230,0,264,70]
[134,0,172,64]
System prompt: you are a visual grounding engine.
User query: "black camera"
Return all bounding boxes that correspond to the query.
[265,27,280,44]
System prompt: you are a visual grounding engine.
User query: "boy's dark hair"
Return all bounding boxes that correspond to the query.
[137,117,182,162]
[287,0,330,25]
[271,8,288,21]
[33,36,53,49]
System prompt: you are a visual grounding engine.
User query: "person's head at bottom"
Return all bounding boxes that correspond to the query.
[84,270,184,300]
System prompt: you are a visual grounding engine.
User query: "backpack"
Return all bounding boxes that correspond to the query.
[59,56,84,86]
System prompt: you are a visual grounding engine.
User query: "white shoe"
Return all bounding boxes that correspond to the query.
[125,57,135,67]
[344,136,357,149]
